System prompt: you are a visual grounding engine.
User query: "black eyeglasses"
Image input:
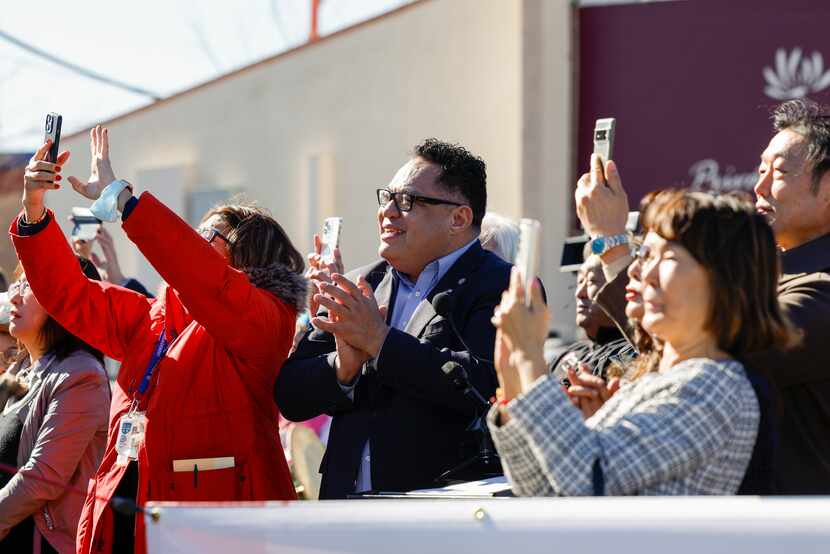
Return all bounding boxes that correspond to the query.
[376,188,465,212]
[197,226,231,245]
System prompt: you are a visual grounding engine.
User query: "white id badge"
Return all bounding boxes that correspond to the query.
[115,410,147,466]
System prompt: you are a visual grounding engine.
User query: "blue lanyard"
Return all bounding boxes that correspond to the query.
[136,325,170,397]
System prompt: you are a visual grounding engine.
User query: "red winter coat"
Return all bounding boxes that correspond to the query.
[10,193,301,554]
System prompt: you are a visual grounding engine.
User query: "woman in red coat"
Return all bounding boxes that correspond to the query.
[12,127,304,554]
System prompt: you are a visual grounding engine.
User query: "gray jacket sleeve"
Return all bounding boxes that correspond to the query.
[0,364,109,538]
[489,362,750,496]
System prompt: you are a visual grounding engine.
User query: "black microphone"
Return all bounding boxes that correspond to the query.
[441,361,492,412]
[438,361,501,483]
[431,290,493,365]
[431,290,455,319]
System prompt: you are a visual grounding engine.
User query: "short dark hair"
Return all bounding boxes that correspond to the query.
[772,99,830,193]
[202,202,305,274]
[413,138,487,227]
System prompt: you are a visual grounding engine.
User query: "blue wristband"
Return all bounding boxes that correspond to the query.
[90,179,131,222]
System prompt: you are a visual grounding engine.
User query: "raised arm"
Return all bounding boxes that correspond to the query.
[123,193,295,364]
[12,139,154,361]
[68,126,296,366]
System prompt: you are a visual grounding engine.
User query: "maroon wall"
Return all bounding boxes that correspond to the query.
[577,0,830,206]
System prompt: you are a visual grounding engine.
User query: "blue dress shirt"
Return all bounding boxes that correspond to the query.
[343,238,479,493]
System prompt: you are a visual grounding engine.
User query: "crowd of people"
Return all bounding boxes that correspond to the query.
[0,97,827,552]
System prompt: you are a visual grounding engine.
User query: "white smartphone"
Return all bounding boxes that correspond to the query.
[515,219,541,307]
[320,217,342,265]
[70,207,102,242]
[593,117,616,173]
[0,292,10,325]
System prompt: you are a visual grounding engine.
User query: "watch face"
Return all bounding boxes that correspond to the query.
[591,237,606,255]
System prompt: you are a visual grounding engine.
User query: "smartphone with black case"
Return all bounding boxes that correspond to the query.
[44,112,62,163]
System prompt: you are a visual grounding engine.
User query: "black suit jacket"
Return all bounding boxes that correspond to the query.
[275,241,511,499]
[743,233,830,494]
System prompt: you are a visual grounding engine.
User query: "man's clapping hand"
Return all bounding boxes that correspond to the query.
[311,274,388,384]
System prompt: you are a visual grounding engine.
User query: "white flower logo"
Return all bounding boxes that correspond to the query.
[763,48,830,100]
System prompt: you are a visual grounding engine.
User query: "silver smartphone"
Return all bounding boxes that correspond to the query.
[592,117,616,171]
[320,217,342,265]
[70,207,102,242]
[515,219,541,307]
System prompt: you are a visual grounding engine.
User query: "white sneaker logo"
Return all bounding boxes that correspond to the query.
[763,48,830,100]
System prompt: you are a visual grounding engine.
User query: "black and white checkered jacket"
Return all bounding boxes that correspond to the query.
[488,358,759,496]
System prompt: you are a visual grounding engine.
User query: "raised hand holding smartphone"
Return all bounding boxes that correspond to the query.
[22,114,70,222]
[592,117,615,182]
[515,219,541,307]
[44,113,62,163]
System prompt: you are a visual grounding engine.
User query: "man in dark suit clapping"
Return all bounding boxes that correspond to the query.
[276,139,515,499]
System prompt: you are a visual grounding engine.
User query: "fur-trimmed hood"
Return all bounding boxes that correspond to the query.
[243,263,308,313]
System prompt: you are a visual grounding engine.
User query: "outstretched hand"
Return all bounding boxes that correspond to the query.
[68,125,117,201]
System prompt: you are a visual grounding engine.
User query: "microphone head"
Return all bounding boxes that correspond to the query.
[432,290,454,317]
[441,361,462,376]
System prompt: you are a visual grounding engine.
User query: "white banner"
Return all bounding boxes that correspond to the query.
[144,496,830,554]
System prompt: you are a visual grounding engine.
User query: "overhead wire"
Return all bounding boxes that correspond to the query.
[0,28,162,101]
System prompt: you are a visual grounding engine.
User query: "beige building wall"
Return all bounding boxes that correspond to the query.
[52,0,577,335]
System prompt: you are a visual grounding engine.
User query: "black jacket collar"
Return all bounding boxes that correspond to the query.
[781,232,830,279]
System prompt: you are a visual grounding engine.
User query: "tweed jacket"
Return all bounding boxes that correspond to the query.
[488,358,759,496]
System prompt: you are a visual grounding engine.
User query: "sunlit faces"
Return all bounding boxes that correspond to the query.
[198,214,232,261]
[755,129,830,250]
[8,277,49,346]
[639,232,712,345]
[574,257,613,338]
[377,157,468,279]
